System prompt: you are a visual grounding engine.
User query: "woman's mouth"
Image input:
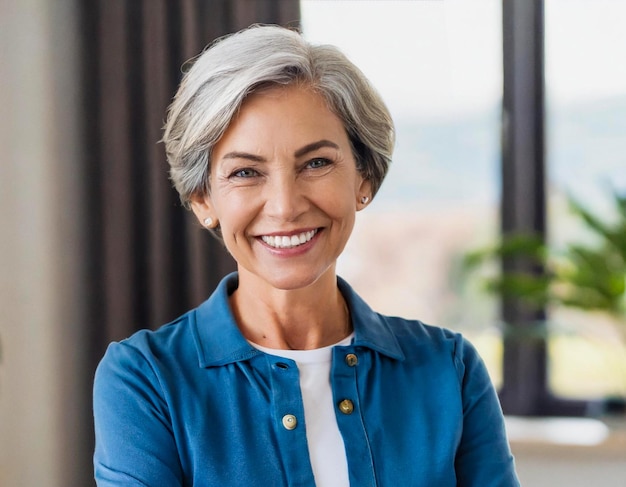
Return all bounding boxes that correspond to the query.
[260,229,318,249]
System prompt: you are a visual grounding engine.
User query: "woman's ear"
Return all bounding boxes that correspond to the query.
[190,194,218,228]
[356,179,373,211]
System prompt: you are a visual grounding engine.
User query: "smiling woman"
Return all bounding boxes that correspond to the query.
[93,25,520,487]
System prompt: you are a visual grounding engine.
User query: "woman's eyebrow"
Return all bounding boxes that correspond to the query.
[220,140,340,162]
[220,152,266,162]
[294,140,340,158]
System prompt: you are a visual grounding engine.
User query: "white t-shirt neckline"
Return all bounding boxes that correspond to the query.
[249,333,354,487]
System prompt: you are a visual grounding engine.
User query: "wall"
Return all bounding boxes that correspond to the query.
[0,1,92,485]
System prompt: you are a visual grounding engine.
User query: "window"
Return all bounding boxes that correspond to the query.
[545,0,626,401]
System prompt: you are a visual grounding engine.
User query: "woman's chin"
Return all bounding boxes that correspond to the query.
[239,264,335,293]
[261,272,322,292]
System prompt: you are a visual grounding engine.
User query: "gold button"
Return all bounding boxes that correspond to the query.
[338,399,354,415]
[345,353,358,366]
[282,414,297,430]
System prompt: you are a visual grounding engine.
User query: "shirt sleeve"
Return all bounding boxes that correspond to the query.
[453,335,521,487]
[93,341,184,487]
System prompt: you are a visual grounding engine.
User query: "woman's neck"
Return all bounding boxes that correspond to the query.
[229,269,351,350]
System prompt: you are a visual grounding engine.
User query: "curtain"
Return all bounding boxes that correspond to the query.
[81,0,300,353]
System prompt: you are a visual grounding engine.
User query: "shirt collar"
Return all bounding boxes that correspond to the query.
[337,276,405,361]
[191,273,405,368]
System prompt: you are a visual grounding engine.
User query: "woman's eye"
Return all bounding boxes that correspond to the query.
[307,158,330,169]
[231,168,258,178]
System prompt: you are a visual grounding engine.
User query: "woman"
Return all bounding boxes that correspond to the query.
[93,25,519,486]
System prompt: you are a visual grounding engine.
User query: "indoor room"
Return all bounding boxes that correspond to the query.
[1,1,625,485]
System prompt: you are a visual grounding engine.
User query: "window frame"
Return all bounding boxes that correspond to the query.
[499,0,596,416]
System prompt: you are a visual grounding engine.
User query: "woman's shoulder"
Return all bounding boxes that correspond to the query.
[382,313,459,339]
[376,312,483,371]
[98,309,198,372]
[136,307,196,345]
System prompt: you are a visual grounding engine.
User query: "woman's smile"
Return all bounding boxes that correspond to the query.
[259,228,319,249]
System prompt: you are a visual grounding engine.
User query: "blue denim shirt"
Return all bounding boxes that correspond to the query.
[93,273,519,486]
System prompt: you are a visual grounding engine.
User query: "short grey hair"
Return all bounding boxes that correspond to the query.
[162,24,395,208]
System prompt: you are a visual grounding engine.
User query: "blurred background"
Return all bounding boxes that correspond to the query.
[1,0,625,485]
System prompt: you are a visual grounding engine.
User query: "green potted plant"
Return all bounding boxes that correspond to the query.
[464,191,626,410]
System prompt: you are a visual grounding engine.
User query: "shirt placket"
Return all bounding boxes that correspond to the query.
[332,346,377,487]
[268,357,317,487]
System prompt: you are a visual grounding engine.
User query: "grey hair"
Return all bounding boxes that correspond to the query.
[162,24,395,208]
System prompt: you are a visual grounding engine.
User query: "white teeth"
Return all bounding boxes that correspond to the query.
[261,230,317,249]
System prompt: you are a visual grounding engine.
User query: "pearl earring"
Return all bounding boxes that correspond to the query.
[203,217,213,227]
[360,196,370,204]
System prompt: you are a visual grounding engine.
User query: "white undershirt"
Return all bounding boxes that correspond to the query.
[251,334,353,487]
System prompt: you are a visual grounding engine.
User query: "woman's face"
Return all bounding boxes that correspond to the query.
[191,85,370,291]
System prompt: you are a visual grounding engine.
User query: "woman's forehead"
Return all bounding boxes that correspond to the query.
[213,85,350,155]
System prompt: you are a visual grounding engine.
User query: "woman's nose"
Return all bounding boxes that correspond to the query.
[264,175,308,221]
